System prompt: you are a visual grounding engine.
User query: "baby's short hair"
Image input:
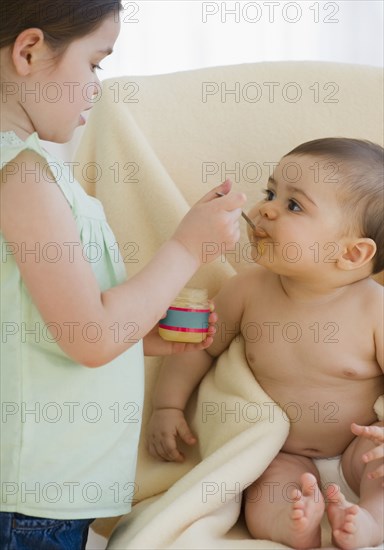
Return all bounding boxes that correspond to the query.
[284,138,384,274]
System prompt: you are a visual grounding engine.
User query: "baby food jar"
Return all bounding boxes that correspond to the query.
[159,288,210,343]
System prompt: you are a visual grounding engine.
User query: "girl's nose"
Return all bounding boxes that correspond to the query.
[259,201,278,219]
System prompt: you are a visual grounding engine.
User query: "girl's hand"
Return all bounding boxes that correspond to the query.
[351,422,384,480]
[172,179,246,264]
[143,307,218,356]
[147,408,197,462]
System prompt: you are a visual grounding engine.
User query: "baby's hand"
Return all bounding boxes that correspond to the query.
[351,422,384,480]
[147,408,197,462]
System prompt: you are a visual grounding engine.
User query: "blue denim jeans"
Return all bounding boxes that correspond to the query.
[0,512,94,550]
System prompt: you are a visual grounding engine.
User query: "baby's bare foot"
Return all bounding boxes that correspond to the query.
[282,472,324,549]
[326,483,382,549]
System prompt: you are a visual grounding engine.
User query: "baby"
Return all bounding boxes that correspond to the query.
[147,138,384,549]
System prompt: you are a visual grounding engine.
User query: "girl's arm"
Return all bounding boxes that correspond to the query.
[1,151,245,367]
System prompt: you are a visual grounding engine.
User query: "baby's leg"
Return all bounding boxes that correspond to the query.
[244,452,324,549]
[326,422,384,550]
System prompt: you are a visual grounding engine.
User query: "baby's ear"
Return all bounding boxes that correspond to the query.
[337,238,376,271]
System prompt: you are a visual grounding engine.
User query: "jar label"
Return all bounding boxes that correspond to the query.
[159,306,210,333]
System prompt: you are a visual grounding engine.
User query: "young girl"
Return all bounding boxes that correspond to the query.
[0,1,246,548]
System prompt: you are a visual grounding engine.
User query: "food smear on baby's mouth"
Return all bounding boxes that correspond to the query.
[256,240,265,255]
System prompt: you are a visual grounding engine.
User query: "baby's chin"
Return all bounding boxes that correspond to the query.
[250,241,267,264]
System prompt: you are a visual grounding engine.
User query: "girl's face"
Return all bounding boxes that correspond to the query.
[19,14,120,143]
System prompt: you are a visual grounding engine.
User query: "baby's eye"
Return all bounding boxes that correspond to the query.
[263,189,275,201]
[288,199,302,212]
[91,64,102,72]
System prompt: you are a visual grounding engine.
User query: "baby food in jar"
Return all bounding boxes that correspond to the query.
[159,288,210,343]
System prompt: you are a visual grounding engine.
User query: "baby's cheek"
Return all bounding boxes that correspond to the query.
[247,203,259,217]
[246,237,260,263]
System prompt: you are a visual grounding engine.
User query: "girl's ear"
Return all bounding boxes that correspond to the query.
[337,238,377,271]
[12,28,46,76]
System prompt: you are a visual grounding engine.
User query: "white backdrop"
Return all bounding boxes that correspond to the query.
[47,0,383,160]
[106,0,383,76]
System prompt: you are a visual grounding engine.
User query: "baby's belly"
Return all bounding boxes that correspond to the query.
[282,421,364,457]
[261,383,380,458]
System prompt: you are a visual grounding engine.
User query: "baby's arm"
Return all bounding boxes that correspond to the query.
[147,271,250,461]
[351,288,384,480]
[147,348,214,462]
[351,424,384,481]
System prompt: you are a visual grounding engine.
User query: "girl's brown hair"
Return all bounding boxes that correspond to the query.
[1,0,122,51]
[285,138,384,274]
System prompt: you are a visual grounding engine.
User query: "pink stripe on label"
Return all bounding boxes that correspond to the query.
[159,325,208,333]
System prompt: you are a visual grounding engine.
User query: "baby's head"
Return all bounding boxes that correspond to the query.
[284,138,383,275]
[247,137,383,279]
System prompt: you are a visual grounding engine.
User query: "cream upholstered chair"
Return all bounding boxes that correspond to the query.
[75,62,383,548]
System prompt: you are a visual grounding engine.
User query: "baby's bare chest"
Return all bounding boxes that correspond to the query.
[238,285,382,455]
[241,302,377,381]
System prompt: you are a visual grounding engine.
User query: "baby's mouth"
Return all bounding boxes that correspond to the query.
[252,226,269,239]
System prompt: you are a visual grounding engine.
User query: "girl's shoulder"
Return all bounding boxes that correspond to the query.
[1,131,77,209]
[0,131,101,217]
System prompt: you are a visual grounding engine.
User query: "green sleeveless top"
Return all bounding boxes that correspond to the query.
[0,131,144,519]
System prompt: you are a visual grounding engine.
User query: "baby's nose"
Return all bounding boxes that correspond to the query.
[259,201,278,219]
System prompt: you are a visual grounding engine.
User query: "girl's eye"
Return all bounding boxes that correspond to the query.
[263,189,275,201]
[91,64,102,72]
[288,199,302,212]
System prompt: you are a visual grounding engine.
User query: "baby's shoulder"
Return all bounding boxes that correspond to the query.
[368,278,384,317]
[227,264,261,282]
[350,277,383,321]
[357,277,383,302]
[224,265,275,300]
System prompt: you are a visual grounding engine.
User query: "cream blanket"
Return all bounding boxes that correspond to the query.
[107,336,383,549]
[109,337,289,549]
[73,62,384,548]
